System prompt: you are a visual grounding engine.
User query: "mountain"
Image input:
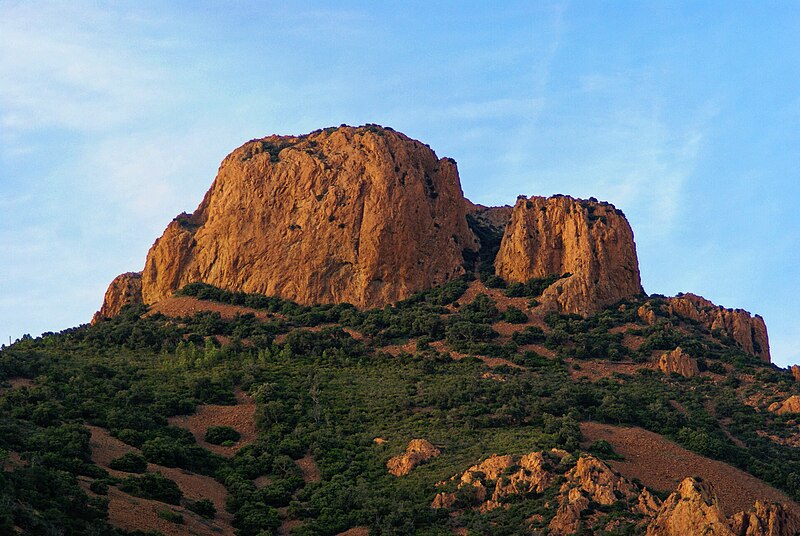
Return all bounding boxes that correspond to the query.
[4,125,798,536]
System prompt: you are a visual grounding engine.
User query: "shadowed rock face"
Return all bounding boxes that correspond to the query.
[494,195,643,316]
[92,272,142,323]
[669,293,771,362]
[137,126,477,309]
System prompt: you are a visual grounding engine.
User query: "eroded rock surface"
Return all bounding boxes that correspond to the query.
[494,195,642,316]
[768,395,800,415]
[387,439,440,476]
[658,347,700,378]
[93,272,143,323]
[646,477,733,536]
[729,500,800,536]
[669,293,770,362]
[103,126,477,312]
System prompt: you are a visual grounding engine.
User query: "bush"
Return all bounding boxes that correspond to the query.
[188,498,216,519]
[119,472,183,504]
[205,426,241,445]
[501,306,528,324]
[588,439,623,460]
[512,326,545,345]
[109,452,148,473]
[157,508,184,524]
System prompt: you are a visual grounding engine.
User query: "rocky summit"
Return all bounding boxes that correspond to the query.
[494,194,643,316]
[96,123,770,363]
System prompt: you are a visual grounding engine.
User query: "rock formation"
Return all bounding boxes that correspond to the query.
[432,453,800,534]
[99,125,477,314]
[646,477,734,536]
[387,439,440,477]
[768,395,800,415]
[433,451,661,532]
[92,272,143,323]
[658,347,700,378]
[93,125,773,367]
[729,500,800,536]
[790,365,800,383]
[432,452,552,512]
[669,293,770,362]
[494,195,642,316]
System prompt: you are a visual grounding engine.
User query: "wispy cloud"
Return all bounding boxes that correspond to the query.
[0,2,172,133]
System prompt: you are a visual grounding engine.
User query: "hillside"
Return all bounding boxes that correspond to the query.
[1,125,795,535]
[4,275,800,534]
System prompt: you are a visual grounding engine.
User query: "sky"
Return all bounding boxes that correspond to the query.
[1,1,798,365]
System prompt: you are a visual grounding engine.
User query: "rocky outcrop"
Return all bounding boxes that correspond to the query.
[658,347,700,378]
[433,451,661,532]
[549,454,660,535]
[647,477,800,536]
[432,452,800,534]
[790,366,800,383]
[105,126,476,313]
[646,477,734,536]
[729,500,800,536]
[387,439,440,476]
[767,395,800,415]
[669,293,770,362]
[432,452,552,512]
[92,272,143,323]
[494,195,642,316]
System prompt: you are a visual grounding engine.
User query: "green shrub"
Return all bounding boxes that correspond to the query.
[157,508,184,524]
[501,306,528,324]
[512,326,545,345]
[187,498,216,519]
[205,426,241,445]
[588,439,623,460]
[109,452,148,473]
[119,472,183,504]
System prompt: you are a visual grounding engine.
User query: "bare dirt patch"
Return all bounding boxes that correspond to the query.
[337,528,369,536]
[168,389,257,457]
[429,340,521,369]
[296,453,321,483]
[580,421,800,516]
[87,425,234,534]
[2,451,25,472]
[567,359,645,381]
[0,377,35,395]
[148,296,274,321]
[104,484,229,536]
[382,339,417,356]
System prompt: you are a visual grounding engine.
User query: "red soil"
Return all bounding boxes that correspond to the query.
[337,528,369,536]
[168,389,257,457]
[0,377,35,395]
[580,422,800,516]
[86,425,235,535]
[296,453,321,483]
[568,359,645,381]
[147,296,274,321]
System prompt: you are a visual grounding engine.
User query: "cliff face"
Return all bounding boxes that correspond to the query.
[494,195,642,316]
[138,126,476,308]
[669,293,770,362]
[92,272,142,323]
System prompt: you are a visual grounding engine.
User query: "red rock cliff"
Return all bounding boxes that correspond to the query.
[92,272,143,323]
[494,195,642,316]
[136,125,476,309]
[669,293,770,362]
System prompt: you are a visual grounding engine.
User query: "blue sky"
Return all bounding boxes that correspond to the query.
[1,1,798,365]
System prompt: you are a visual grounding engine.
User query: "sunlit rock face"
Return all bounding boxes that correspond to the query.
[494,195,643,316]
